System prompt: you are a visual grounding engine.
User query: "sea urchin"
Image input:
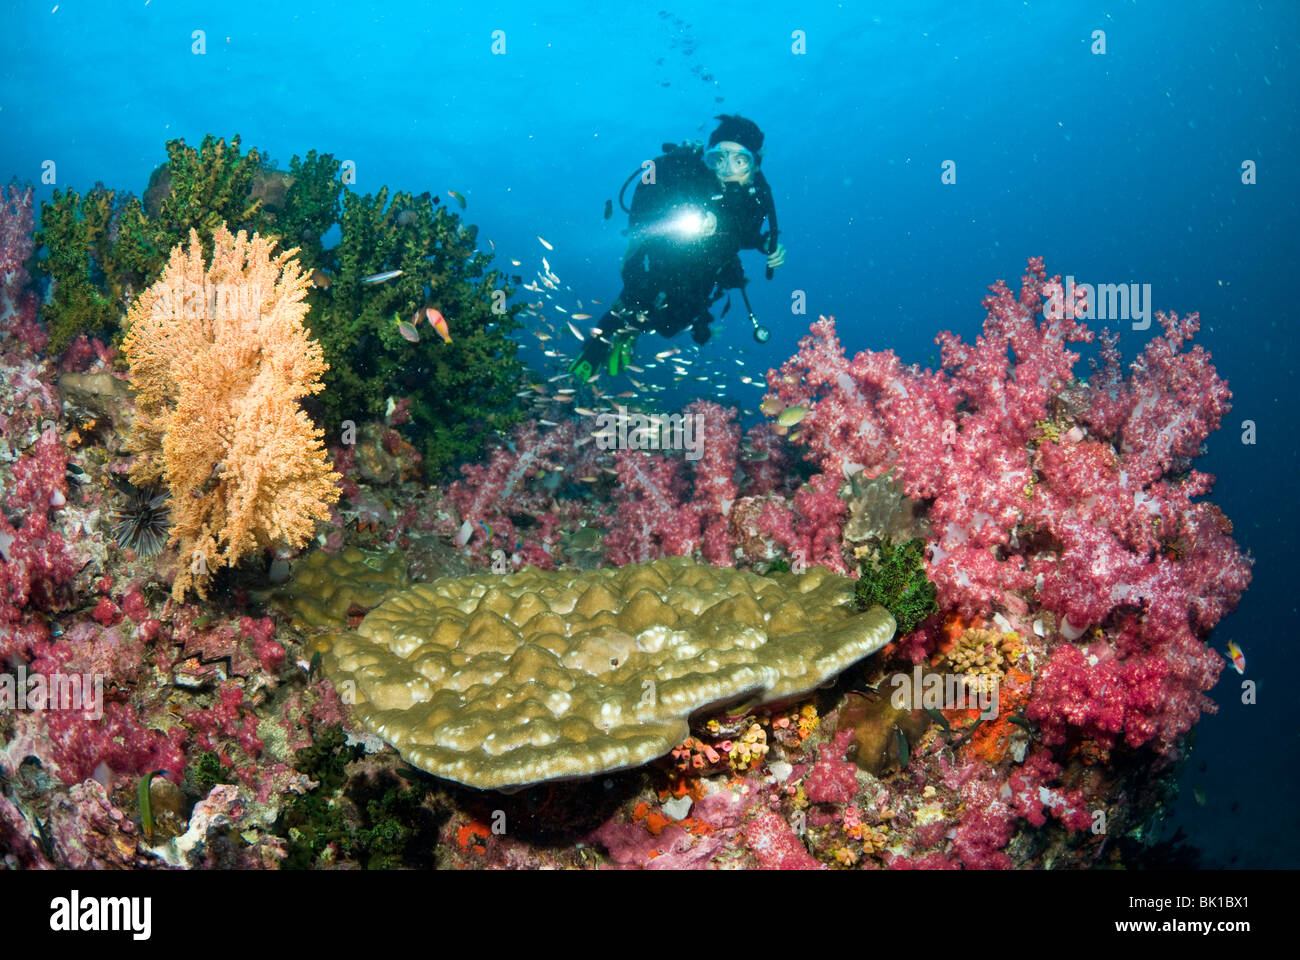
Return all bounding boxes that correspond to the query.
[108,478,171,557]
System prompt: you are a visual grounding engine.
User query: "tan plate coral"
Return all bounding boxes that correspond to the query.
[307,557,895,790]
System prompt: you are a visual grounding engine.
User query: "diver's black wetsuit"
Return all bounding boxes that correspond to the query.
[609,142,775,343]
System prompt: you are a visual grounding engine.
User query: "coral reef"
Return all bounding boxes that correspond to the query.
[35,135,279,352]
[30,134,524,480]
[306,558,896,788]
[309,185,527,477]
[1,181,44,353]
[767,258,1250,758]
[122,225,340,599]
[34,184,150,352]
[0,198,1253,871]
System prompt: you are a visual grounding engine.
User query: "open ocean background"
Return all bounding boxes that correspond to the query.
[2,0,1296,867]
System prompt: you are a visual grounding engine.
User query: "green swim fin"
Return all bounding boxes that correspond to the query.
[608,329,637,376]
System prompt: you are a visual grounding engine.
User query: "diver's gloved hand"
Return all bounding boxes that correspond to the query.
[766,243,787,269]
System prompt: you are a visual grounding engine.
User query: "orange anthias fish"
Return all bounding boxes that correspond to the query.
[1226,640,1246,675]
[426,307,452,343]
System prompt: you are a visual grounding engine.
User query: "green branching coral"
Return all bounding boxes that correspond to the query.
[268,149,343,270]
[38,135,272,351]
[36,186,153,351]
[148,134,267,259]
[852,537,938,634]
[309,186,526,477]
[275,726,439,869]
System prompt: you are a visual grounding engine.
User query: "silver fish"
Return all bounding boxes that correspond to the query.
[363,269,404,283]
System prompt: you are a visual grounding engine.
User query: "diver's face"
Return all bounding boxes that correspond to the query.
[709,141,755,185]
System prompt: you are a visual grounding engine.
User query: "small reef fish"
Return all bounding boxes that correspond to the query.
[393,312,420,342]
[538,235,554,250]
[426,308,452,343]
[363,269,404,284]
[568,527,604,550]
[571,313,592,321]
[777,404,809,427]
[455,520,474,546]
[447,190,467,210]
[567,321,585,342]
[310,268,332,289]
[1226,640,1246,674]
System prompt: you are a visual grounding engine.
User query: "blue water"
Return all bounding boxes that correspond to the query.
[3,0,1296,867]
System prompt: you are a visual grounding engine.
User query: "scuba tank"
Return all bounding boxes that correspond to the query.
[613,142,704,212]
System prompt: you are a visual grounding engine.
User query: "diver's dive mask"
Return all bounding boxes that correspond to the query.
[704,145,756,177]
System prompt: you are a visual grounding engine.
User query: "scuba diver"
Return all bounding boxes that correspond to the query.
[569,114,786,382]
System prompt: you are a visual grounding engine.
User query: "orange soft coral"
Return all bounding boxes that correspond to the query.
[123,225,340,599]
